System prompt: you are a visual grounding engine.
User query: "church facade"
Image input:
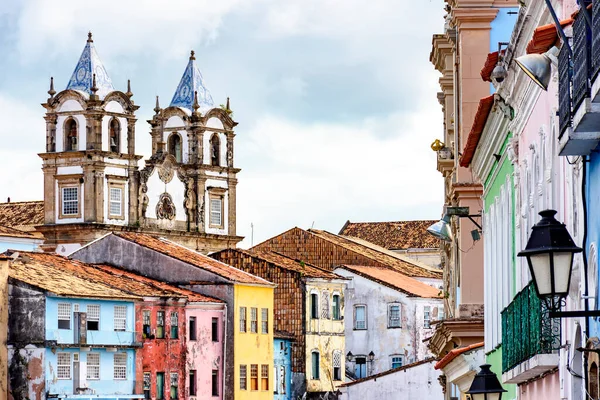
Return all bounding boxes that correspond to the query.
[38,33,242,255]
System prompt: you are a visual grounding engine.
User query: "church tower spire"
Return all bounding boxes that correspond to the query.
[170,50,214,111]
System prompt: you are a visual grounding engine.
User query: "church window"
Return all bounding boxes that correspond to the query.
[168,133,182,163]
[64,118,78,151]
[110,188,122,217]
[210,134,220,166]
[109,118,120,153]
[62,187,79,216]
[209,195,224,228]
[107,180,126,220]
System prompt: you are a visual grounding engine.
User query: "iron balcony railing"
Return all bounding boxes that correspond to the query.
[559,44,572,136]
[572,6,591,111]
[501,281,561,373]
[593,0,600,79]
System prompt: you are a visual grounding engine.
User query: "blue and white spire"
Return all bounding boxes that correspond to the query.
[66,32,115,99]
[170,51,214,111]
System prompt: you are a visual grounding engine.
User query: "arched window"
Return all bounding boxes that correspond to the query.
[168,134,182,163]
[332,294,341,320]
[321,290,330,319]
[210,134,220,166]
[109,118,120,153]
[64,118,78,151]
[311,351,320,380]
[332,350,342,381]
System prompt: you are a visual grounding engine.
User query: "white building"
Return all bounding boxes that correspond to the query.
[333,264,443,378]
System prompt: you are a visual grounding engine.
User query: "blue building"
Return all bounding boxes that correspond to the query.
[274,335,293,400]
[7,251,143,399]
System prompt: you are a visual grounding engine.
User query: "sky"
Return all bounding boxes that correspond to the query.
[0,0,445,247]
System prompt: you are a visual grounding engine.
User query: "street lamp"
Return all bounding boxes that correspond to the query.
[427,215,453,242]
[368,351,375,362]
[346,352,353,362]
[465,364,507,400]
[517,210,582,311]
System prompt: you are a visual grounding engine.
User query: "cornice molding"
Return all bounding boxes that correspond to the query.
[452,8,499,29]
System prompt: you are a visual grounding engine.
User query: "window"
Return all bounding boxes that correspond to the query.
[113,353,127,380]
[250,307,258,333]
[388,304,401,328]
[143,372,151,399]
[261,308,268,334]
[240,365,247,390]
[109,118,120,153]
[210,196,223,228]
[62,187,79,216]
[108,186,123,219]
[424,306,431,329]
[333,351,342,380]
[212,317,219,341]
[354,305,367,330]
[170,373,178,399]
[250,364,259,390]
[240,307,247,333]
[64,118,78,151]
[391,356,404,369]
[438,306,445,321]
[354,357,367,378]
[143,310,151,338]
[210,134,220,166]
[189,370,197,396]
[156,311,165,338]
[87,352,100,380]
[212,370,219,396]
[57,352,71,379]
[332,294,341,320]
[87,304,100,331]
[189,316,197,341]
[58,303,71,329]
[156,372,165,400]
[321,291,330,319]
[114,305,126,331]
[170,312,178,339]
[261,364,269,391]
[310,293,319,319]
[311,352,320,380]
[168,133,182,163]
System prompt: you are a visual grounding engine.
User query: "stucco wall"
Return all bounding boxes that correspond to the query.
[518,370,560,400]
[274,338,292,400]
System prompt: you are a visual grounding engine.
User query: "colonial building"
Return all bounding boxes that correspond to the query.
[71,232,275,400]
[36,33,241,255]
[338,220,441,268]
[211,248,348,399]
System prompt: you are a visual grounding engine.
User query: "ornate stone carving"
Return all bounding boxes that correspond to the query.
[198,194,205,227]
[227,139,233,167]
[156,193,176,220]
[157,158,174,183]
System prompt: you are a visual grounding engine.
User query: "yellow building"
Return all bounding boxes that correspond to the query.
[233,284,275,400]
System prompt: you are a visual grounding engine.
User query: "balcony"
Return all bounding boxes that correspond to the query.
[501,282,560,383]
[559,3,600,155]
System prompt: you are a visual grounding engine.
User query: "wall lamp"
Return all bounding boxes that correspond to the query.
[427,207,482,242]
[518,210,600,318]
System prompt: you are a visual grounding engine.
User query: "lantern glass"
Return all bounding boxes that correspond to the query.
[471,394,502,400]
[529,253,551,295]
[528,252,573,296]
[553,252,573,294]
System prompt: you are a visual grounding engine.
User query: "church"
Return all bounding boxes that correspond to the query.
[27,33,242,254]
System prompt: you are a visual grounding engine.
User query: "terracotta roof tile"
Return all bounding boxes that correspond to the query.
[338,265,442,298]
[0,201,44,232]
[459,95,495,168]
[0,224,36,239]
[309,229,442,278]
[217,248,342,280]
[526,18,574,54]
[8,251,141,300]
[434,342,484,370]
[113,232,274,286]
[480,51,504,82]
[339,220,439,250]
[339,358,436,387]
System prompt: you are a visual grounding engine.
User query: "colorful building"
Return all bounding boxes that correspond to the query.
[273,335,293,400]
[211,248,347,399]
[71,232,275,400]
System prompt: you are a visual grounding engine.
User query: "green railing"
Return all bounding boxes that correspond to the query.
[501,281,561,373]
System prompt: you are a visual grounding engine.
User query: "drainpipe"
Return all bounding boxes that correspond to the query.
[222,303,227,399]
[582,156,590,395]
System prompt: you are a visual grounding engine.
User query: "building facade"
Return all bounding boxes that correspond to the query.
[273,336,293,400]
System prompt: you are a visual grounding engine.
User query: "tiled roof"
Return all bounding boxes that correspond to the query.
[0,201,44,233]
[340,358,436,387]
[113,232,274,286]
[8,251,140,300]
[170,51,214,111]
[217,248,341,280]
[66,34,115,99]
[434,342,484,370]
[0,224,36,239]
[309,229,442,278]
[339,220,439,250]
[93,265,223,303]
[526,18,573,55]
[459,95,495,167]
[338,265,442,298]
[480,50,504,82]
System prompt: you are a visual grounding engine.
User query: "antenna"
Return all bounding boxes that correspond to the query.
[311,221,315,229]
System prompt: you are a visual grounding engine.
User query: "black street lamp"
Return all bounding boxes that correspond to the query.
[518,210,600,318]
[465,364,507,400]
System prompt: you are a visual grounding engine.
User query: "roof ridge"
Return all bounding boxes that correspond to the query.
[0,200,43,205]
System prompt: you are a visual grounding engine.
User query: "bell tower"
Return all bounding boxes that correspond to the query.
[139,50,241,252]
[38,33,142,254]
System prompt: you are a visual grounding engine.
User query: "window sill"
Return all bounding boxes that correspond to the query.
[387,326,402,329]
[353,328,367,331]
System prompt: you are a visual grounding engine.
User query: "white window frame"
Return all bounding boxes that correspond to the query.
[424,306,431,329]
[57,352,71,379]
[114,305,127,331]
[261,308,268,334]
[58,303,71,329]
[87,353,100,380]
[391,355,404,369]
[354,305,367,330]
[61,186,79,216]
[109,187,123,218]
[87,304,100,329]
[388,304,401,328]
[333,350,342,381]
[209,193,224,229]
[113,353,127,380]
[250,307,258,333]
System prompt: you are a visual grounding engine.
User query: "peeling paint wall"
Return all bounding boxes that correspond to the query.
[8,346,45,400]
[334,269,442,375]
[274,339,292,400]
